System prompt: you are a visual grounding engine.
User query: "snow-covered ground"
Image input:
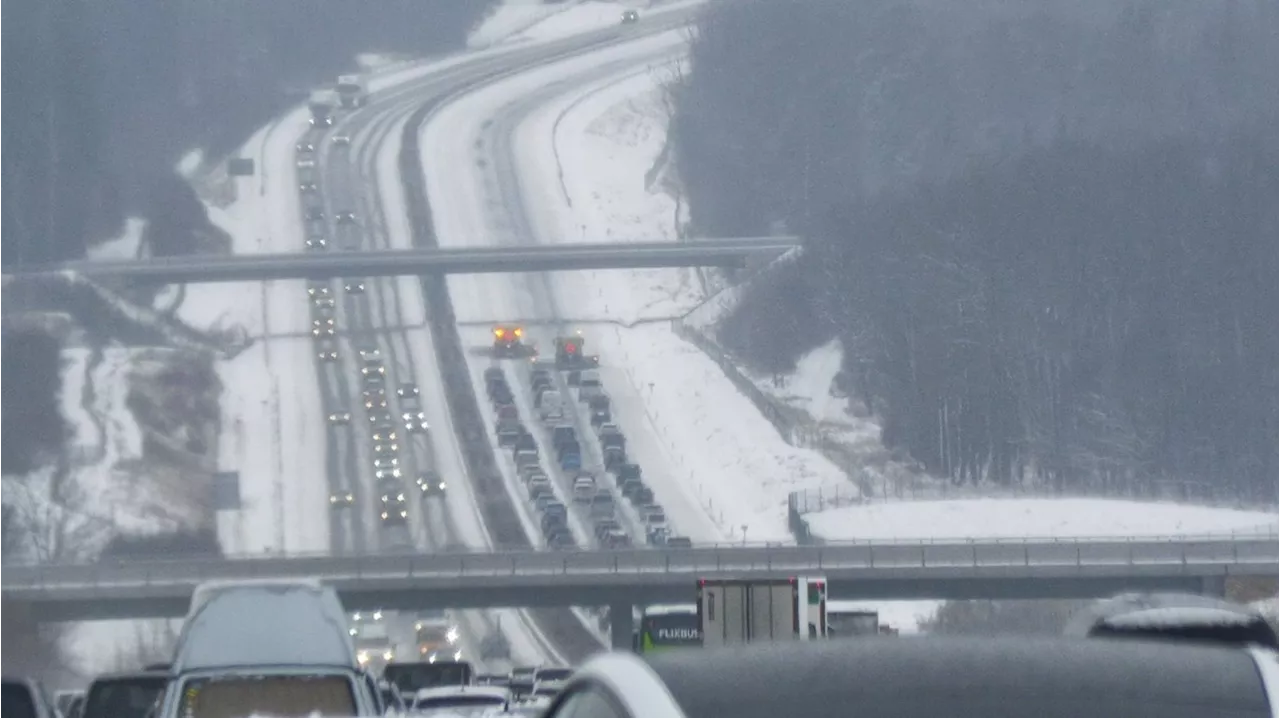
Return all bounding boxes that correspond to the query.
[85,217,147,261]
[468,29,1280,628]
[53,342,210,677]
[181,105,329,557]
[807,498,1280,542]
[469,0,706,50]
[374,117,565,667]
[497,45,847,544]
[67,106,328,678]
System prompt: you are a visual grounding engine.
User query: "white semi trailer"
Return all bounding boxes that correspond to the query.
[697,576,828,646]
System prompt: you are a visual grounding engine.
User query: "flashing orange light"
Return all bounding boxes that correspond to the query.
[494,328,506,338]
[513,327,524,338]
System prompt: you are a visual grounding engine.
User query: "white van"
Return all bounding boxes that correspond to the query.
[158,580,380,717]
[538,390,563,421]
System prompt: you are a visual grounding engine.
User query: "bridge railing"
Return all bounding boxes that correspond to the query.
[3,534,1276,590]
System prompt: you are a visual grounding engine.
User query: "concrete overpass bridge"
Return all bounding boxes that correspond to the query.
[0,237,798,284]
[5,535,1274,644]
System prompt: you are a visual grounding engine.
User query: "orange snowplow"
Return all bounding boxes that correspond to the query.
[492,325,535,358]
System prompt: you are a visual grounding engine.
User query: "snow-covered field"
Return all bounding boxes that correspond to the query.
[66,106,330,677]
[469,0,707,50]
[180,106,329,557]
[807,498,1280,543]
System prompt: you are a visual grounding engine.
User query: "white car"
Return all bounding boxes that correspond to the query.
[403,411,429,433]
[327,412,351,425]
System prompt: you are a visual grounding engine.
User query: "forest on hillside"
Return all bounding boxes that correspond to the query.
[671,0,1278,500]
[1,0,494,265]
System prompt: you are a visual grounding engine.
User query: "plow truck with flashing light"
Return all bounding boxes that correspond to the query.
[554,334,599,369]
[492,325,535,358]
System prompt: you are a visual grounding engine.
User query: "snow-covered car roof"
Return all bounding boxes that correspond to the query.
[1105,606,1265,629]
[175,580,356,671]
[1065,592,1267,637]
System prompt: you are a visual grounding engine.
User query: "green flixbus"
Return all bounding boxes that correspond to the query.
[632,604,702,654]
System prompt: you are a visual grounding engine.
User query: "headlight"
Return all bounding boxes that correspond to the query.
[446,628,459,644]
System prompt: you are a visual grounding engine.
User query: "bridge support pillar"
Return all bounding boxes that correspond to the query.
[608,602,634,651]
[1200,575,1227,598]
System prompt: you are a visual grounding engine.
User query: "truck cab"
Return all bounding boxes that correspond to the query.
[336,74,368,109]
[156,580,381,717]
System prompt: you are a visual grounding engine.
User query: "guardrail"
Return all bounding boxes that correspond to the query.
[9,530,1277,568]
[5,533,1275,586]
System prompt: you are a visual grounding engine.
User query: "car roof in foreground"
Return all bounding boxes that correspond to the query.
[643,636,1272,718]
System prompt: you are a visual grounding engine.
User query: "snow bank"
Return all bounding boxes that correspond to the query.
[468,0,585,49]
[176,148,205,179]
[59,345,185,677]
[806,498,1280,542]
[85,217,146,261]
[515,2,646,43]
[60,348,98,455]
[470,0,707,50]
[503,47,847,543]
[186,104,330,557]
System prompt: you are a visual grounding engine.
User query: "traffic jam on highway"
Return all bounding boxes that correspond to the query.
[5,5,1277,718]
[14,577,1277,718]
[298,59,693,676]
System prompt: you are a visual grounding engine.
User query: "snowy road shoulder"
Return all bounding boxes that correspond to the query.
[509,51,848,544]
[806,498,1280,543]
